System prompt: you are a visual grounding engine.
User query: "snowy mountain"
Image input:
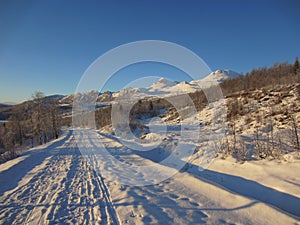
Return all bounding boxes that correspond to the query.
[148,78,178,91]
[114,69,241,99]
[97,91,114,102]
[43,94,65,101]
[112,87,147,99]
[57,69,240,105]
[199,69,239,83]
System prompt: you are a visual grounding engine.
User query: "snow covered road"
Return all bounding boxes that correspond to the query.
[0,130,120,225]
[0,129,300,224]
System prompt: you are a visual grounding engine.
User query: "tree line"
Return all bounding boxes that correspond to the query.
[221,57,300,95]
[0,91,61,162]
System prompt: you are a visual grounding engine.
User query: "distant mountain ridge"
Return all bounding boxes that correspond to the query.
[112,69,240,99]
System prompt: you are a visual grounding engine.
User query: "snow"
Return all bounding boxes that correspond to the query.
[57,69,238,108]
[1,127,299,224]
[149,78,178,91]
[111,69,240,99]
[196,69,240,83]
[0,130,121,225]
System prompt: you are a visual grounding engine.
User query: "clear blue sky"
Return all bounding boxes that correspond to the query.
[0,0,299,103]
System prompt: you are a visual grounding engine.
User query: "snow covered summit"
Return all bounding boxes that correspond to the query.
[202,69,240,82]
[190,69,240,87]
[149,78,178,91]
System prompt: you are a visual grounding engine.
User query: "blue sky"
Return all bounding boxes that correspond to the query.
[0,0,299,103]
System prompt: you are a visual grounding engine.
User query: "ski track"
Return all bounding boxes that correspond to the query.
[0,130,120,225]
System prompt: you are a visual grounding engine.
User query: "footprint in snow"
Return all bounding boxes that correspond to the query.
[169,193,179,199]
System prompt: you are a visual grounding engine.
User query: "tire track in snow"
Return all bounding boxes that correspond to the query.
[83,132,122,225]
[24,132,78,224]
[0,130,121,225]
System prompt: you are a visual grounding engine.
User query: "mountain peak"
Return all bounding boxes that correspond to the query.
[150,78,177,90]
[202,69,240,83]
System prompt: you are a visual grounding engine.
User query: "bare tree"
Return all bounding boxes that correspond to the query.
[50,101,61,139]
[9,106,26,147]
[289,114,300,152]
[237,138,249,162]
[254,125,267,159]
[0,123,18,160]
[32,91,45,145]
[218,130,232,159]
[228,121,237,153]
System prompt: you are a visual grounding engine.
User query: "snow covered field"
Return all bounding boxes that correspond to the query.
[0,129,299,224]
